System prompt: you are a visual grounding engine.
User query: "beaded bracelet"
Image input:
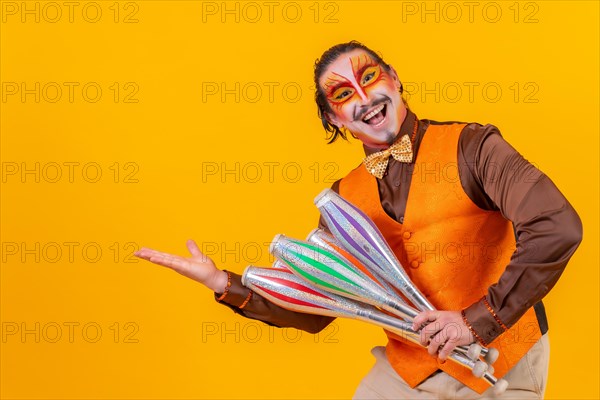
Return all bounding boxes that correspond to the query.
[482,296,509,331]
[239,291,253,309]
[461,309,488,347]
[216,271,232,302]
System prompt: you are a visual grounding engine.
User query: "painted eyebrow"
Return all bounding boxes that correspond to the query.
[323,72,352,96]
[353,54,379,81]
[323,55,381,96]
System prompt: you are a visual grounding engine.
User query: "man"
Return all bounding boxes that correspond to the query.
[135,41,582,399]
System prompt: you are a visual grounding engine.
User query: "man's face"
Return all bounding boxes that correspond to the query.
[319,49,406,149]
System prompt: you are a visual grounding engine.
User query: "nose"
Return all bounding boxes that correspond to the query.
[355,85,369,102]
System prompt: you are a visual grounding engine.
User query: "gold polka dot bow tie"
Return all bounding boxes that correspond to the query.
[363,134,413,179]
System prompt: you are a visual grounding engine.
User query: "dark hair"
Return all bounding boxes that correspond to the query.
[313,41,393,144]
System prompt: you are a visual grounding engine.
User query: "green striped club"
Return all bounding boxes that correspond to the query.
[270,234,415,321]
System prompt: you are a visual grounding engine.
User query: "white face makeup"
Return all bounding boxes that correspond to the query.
[320,49,407,149]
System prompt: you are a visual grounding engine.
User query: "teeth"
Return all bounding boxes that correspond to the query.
[363,104,385,121]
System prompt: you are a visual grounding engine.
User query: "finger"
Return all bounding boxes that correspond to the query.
[135,247,167,258]
[137,249,175,264]
[148,254,190,273]
[135,247,160,261]
[427,332,446,357]
[419,328,430,347]
[435,322,462,362]
[438,337,459,362]
[419,319,442,346]
[186,239,202,257]
[412,310,438,331]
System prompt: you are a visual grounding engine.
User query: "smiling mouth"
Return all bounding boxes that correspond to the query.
[362,103,387,126]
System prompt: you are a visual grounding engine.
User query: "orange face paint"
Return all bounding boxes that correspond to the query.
[319,49,407,149]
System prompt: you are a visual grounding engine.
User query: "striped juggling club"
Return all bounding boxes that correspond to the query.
[272,258,290,270]
[314,188,497,363]
[306,228,407,305]
[274,233,484,362]
[314,188,432,311]
[270,233,416,321]
[242,266,508,394]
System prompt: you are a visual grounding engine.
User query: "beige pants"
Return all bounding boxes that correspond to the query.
[353,334,549,400]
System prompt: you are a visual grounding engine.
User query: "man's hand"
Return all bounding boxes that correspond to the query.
[135,239,228,293]
[411,310,475,362]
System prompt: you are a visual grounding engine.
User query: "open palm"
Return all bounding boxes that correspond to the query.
[135,239,227,292]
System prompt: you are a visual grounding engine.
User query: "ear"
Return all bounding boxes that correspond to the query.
[389,66,402,91]
[324,112,342,129]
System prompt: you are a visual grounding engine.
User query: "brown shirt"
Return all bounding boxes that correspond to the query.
[216,109,583,344]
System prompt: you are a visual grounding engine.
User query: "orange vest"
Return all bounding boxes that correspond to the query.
[339,122,541,394]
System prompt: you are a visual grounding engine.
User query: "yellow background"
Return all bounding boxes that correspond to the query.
[1,1,598,399]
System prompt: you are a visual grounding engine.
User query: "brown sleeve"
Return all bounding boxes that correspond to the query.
[213,180,342,334]
[215,272,335,334]
[460,125,583,344]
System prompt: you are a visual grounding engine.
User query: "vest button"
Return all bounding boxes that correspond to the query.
[403,232,412,239]
[410,260,420,269]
